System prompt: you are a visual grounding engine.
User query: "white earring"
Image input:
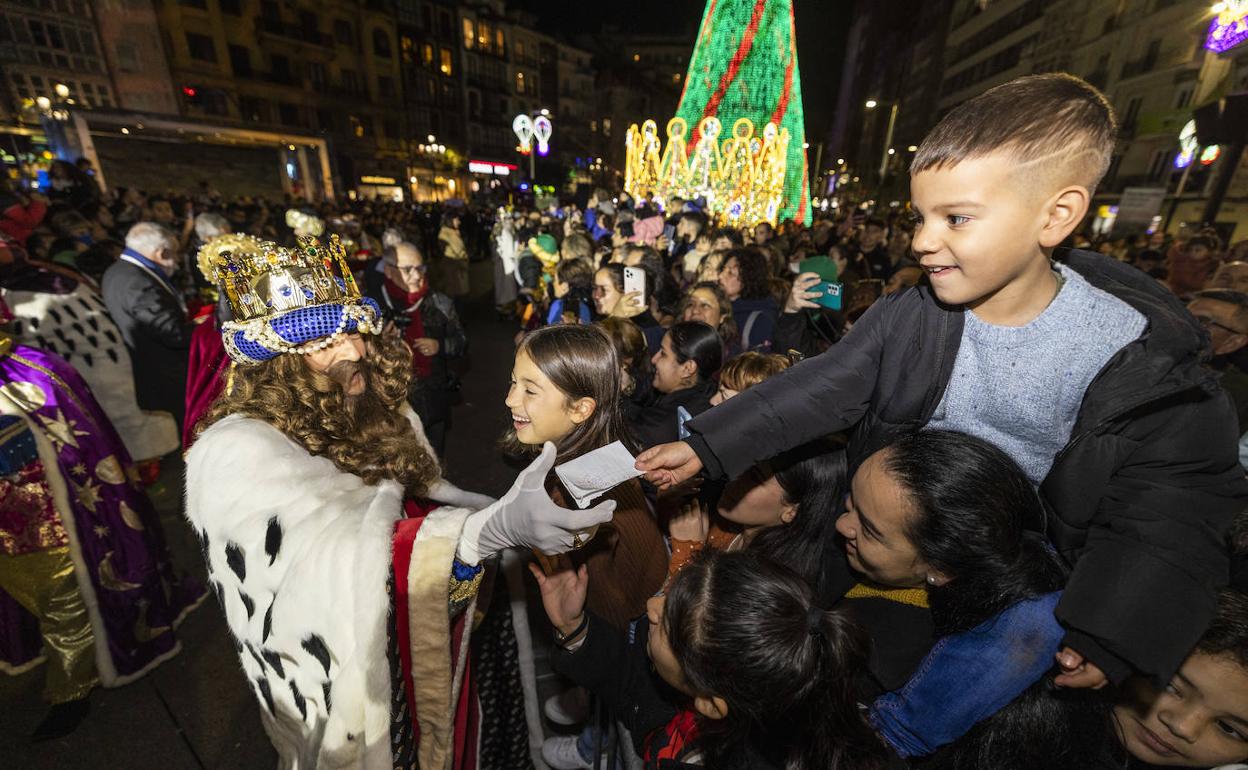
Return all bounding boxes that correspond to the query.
[926,575,937,585]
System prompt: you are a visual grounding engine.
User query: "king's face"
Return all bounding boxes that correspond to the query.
[305,333,368,396]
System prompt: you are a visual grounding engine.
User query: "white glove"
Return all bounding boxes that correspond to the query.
[427,479,496,512]
[457,442,616,565]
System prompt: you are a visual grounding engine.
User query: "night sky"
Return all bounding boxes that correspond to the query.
[510,0,851,142]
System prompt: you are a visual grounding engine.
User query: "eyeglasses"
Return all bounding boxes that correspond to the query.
[385,263,427,276]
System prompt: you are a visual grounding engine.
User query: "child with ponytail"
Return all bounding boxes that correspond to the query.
[531,549,890,770]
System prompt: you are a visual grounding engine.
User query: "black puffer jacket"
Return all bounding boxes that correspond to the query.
[686,249,1248,685]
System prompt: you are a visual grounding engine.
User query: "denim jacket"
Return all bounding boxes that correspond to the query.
[869,591,1064,758]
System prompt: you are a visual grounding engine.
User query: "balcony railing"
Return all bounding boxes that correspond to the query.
[255,18,334,49]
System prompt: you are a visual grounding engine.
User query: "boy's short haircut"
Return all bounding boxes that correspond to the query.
[1186,235,1219,253]
[1197,590,1248,669]
[864,217,886,231]
[911,72,1118,194]
[556,256,594,289]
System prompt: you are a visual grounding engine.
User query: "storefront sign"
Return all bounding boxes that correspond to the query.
[468,160,516,176]
[1207,1,1248,53]
[360,175,396,185]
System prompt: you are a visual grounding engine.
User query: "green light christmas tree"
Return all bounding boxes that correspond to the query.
[676,0,811,225]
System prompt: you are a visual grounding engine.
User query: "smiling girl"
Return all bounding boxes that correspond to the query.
[504,325,666,629]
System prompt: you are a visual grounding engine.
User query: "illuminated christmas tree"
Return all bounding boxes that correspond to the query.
[675,0,811,225]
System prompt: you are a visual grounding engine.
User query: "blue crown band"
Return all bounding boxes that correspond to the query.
[223,297,381,365]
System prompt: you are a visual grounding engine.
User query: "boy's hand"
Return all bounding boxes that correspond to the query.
[528,554,588,636]
[1054,647,1108,689]
[785,272,823,313]
[636,441,703,489]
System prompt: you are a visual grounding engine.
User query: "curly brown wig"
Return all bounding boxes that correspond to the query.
[199,332,440,496]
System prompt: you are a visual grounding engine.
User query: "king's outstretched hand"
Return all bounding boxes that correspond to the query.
[457,442,616,565]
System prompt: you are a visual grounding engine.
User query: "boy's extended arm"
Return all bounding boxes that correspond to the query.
[685,293,893,480]
[1054,390,1248,685]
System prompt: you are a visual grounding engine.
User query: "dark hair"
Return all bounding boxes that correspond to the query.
[680,211,708,233]
[749,442,848,600]
[679,282,738,346]
[1186,235,1219,253]
[666,321,723,383]
[881,429,1064,633]
[1197,589,1248,669]
[723,247,771,299]
[597,317,652,398]
[863,217,886,231]
[711,227,744,247]
[555,257,594,292]
[912,73,1117,193]
[664,550,888,770]
[505,325,634,463]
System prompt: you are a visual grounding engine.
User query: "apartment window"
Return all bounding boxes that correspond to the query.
[477,21,490,50]
[278,102,300,126]
[383,118,399,139]
[462,17,475,49]
[438,10,452,38]
[350,115,365,138]
[422,43,433,66]
[372,28,391,58]
[219,0,241,14]
[421,5,432,31]
[516,71,525,95]
[672,73,680,84]
[1175,88,1192,109]
[516,40,524,60]
[186,32,217,62]
[271,53,291,81]
[308,61,325,89]
[378,75,395,98]
[334,19,353,45]
[401,35,414,63]
[239,96,269,122]
[1148,149,1172,181]
[228,44,251,77]
[439,47,452,76]
[341,69,361,94]
[468,89,480,117]
[260,1,280,21]
[116,40,139,72]
[495,29,504,56]
[316,108,334,131]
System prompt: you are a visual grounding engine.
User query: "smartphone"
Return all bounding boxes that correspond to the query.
[812,281,843,310]
[623,266,647,298]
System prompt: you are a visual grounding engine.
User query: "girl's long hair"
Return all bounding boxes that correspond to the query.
[664,550,889,770]
[501,324,634,464]
[748,441,848,601]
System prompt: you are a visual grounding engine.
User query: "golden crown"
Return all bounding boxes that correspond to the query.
[624,116,790,227]
[195,233,266,286]
[211,234,362,323]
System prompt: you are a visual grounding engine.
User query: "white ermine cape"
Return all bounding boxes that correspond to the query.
[185,412,491,770]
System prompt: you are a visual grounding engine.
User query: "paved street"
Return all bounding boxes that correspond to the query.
[0,273,530,769]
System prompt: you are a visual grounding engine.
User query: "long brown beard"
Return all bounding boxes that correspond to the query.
[199,333,440,495]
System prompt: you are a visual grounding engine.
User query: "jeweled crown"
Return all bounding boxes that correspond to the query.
[212,234,361,324]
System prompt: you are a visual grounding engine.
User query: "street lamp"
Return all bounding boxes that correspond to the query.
[865,98,899,183]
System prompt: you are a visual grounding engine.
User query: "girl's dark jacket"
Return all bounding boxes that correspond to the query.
[684,248,1248,686]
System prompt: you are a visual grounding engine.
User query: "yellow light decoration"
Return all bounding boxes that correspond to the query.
[624,116,789,227]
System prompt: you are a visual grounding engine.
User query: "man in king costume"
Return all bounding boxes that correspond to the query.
[186,234,614,769]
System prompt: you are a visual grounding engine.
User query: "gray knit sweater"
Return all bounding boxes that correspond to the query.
[925,263,1147,485]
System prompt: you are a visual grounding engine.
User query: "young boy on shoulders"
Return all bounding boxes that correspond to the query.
[638,73,1248,689]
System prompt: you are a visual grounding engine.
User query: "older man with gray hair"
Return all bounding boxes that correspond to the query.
[101,221,192,429]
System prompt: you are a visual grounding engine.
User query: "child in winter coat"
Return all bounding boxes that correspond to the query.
[638,72,1248,691]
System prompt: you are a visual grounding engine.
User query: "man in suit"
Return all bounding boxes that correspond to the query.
[102,222,191,431]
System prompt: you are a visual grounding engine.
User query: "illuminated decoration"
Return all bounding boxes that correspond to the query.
[533,115,552,156]
[513,114,534,154]
[359,175,397,185]
[1207,1,1248,53]
[624,0,811,225]
[468,160,516,176]
[1175,120,1199,168]
[1174,119,1222,169]
[626,117,790,228]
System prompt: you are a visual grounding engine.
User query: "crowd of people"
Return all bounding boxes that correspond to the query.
[0,70,1246,770]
